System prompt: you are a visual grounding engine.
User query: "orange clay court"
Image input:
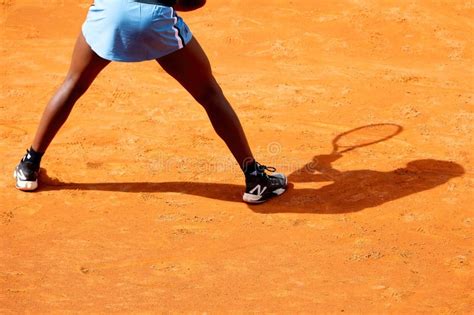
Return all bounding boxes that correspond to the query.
[0,0,473,313]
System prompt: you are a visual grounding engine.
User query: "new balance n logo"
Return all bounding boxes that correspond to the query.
[249,184,267,196]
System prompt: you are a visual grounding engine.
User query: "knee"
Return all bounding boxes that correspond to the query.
[62,73,90,98]
[193,83,223,107]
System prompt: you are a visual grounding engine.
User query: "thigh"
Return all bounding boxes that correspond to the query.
[156,37,217,97]
[66,33,111,83]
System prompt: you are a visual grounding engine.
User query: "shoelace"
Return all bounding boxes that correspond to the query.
[256,163,277,174]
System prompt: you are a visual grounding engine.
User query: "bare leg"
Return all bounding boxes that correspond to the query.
[157,37,254,170]
[32,33,110,153]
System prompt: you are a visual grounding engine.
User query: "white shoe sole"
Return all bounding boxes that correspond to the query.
[13,170,38,191]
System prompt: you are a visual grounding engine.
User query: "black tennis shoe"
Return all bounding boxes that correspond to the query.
[243,163,287,204]
[14,150,40,191]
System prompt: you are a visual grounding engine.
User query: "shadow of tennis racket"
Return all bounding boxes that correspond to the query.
[289,123,403,182]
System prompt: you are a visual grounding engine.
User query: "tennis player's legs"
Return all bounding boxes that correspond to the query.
[30,34,251,167]
[31,33,110,153]
[156,37,255,170]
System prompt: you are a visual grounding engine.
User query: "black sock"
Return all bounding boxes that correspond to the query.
[24,146,44,165]
[243,159,259,176]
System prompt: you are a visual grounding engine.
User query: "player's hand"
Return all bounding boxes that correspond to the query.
[173,0,206,12]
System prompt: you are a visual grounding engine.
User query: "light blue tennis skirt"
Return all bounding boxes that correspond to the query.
[82,0,192,62]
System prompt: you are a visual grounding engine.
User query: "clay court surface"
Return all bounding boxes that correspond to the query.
[1,0,473,313]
